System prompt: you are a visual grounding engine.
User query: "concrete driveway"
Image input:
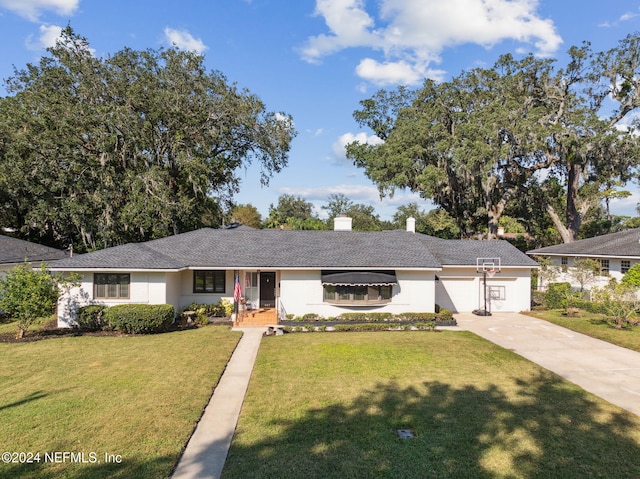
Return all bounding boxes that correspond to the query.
[454,312,640,417]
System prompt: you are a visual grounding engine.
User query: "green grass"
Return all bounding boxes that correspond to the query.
[0,326,241,479]
[528,309,640,353]
[0,315,53,336]
[223,332,640,479]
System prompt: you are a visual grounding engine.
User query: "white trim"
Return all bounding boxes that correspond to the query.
[440,264,539,269]
[50,268,186,273]
[531,253,640,260]
[51,266,443,272]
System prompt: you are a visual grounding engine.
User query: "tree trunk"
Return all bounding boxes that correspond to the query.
[564,162,582,243]
[545,204,573,244]
[487,202,506,239]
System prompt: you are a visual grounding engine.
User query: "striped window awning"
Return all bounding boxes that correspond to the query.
[320,270,397,286]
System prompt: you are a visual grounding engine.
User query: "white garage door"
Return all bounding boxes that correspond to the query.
[486,278,519,312]
[435,278,478,312]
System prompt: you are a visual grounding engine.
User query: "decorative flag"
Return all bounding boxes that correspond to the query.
[233,273,242,303]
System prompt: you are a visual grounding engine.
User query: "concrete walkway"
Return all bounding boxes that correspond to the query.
[172,328,264,479]
[455,312,640,417]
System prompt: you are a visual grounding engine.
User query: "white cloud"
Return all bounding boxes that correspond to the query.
[620,11,640,22]
[163,27,208,53]
[300,0,379,63]
[301,0,562,85]
[0,0,79,21]
[305,127,325,137]
[25,23,62,50]
[600,9,640,28]
[332,131,384,160]
[356,57,446,86]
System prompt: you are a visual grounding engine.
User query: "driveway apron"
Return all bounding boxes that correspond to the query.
[455,312,640,417]
[172,328,264,479]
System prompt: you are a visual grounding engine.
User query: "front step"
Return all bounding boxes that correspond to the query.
[234,308,277,328]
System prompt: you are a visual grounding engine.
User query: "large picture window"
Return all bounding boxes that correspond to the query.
[194,270,226,293]
[323,284,393,304]
[94,273,130,299]
[321,270,395,305]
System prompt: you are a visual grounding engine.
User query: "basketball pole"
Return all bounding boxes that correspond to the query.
[473,266,492,316]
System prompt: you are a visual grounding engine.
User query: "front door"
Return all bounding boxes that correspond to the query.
[259,272,276,308]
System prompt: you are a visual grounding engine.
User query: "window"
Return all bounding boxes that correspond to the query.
[193,271,226,293]
[599,259,610,276]
[94,273,130,299]
[321,270,396,305]
[323,284,393,304]
[561,257,568,272]
[622,260,631,274]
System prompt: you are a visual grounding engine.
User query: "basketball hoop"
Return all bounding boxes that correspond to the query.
[474,257,501,317]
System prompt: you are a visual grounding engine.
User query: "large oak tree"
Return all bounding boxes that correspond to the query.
[348,35,640,242]
[0,28,295,250]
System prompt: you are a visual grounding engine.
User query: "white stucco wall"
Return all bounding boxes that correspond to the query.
[278,269,436,318]
[542,256,638,291]
[57,271,171,327]
[436,267,532,313]
[177,269,235,311]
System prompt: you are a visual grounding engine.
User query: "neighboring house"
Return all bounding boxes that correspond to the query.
[527,228,640,290]
[0,234,69,278]
[50,218,538,327]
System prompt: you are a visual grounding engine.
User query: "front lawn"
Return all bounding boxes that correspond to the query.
[224,332,640,479]
[0,326,242,479]
[528,309,640,353]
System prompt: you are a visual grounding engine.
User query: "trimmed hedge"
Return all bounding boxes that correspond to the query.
[76,305,107,331]
[283,322,438,333]
[291,310,454,323]
[337,312,394,321]
[103,304,175,334]
[546,283,571,309]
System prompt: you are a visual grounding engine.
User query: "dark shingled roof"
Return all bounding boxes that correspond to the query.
[49,227,537,271]
[0,234,68,265]
[527,228,640,258]
[420,236,539,267]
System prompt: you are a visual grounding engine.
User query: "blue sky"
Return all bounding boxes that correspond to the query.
[1,0,639,221]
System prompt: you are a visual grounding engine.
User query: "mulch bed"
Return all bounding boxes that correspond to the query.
[0,318,229,344]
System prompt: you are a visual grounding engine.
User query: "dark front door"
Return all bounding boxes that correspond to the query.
[260,272,276,308]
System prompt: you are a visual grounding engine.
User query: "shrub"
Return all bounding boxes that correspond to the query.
[396,312,436,321]
[337,312,394,322]
[622,264,640,286]
[531,290,547,309]
[569,298,608,315]
[436,309,453,321]
[76,305,107,331]
[185,299,234,318]
[336,312,367,321]
[219,298,234,317]
[302,313,322,321]
[414,321,437,331]
[546,283,571,309]
[592,283,640,329]
[334,323,390,332]
[103,304,175,334]
[0,262,79,338]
